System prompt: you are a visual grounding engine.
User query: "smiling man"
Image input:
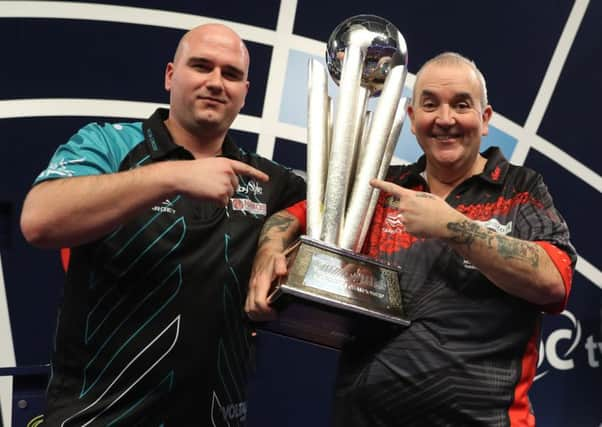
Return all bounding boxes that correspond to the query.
[246,52,576,426]
[20,23,305,426]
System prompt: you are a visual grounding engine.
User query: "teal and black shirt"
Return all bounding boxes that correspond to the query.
[35,108,306,426]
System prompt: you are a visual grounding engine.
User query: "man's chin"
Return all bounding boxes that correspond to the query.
[194,114,224,128]
[191,114,235,134]
[431,148,464,164]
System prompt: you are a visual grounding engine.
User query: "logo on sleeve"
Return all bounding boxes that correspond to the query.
[38,157,86,178]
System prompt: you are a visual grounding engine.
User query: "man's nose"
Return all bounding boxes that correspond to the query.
[205,68,224,91]
[435,105,455,126]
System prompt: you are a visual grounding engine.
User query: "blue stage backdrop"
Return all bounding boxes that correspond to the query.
[0,1,600,426]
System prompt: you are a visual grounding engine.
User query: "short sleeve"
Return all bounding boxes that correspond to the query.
[269,166,307,214]
[34,122,140,185]
[516,173,578,312]
[516,173,577,265]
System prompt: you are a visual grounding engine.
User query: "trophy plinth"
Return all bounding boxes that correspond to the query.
[265,236,409,348]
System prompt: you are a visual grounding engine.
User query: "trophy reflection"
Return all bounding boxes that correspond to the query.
[265,15,411,348]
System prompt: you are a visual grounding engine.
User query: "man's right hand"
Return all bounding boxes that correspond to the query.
[244,210,302,321]
[175,157,269,206]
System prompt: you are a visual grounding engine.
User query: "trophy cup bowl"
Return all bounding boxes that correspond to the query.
[326,14,408,96]
[264,15,411,349]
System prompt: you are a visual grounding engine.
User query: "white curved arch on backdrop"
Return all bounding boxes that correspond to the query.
[0,1,599,424]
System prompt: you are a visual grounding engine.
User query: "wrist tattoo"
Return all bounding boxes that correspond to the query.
[266,213,294,232]
[447,220,493,247]
[415,192,436,199]
[258,213,296,249]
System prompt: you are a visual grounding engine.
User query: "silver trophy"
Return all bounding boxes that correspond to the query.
[266,15,411,348]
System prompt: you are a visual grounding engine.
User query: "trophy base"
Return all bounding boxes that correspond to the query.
[262,236,410,349]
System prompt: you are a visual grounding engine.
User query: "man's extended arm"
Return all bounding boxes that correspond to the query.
[245,210,301,320]
[444,218,565,305]
[21,158,268,248]
[370,180,567,306]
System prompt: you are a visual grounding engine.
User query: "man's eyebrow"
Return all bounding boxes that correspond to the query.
[419,89,436,99]
[452,92,474,100]
[187,56,210,65]
[419,90,475,102]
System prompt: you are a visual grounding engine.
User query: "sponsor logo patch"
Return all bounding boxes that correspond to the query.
[236,180,263,197]
[230,198,267,216]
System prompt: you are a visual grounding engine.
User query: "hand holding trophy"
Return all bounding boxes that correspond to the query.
[265,15,411,348]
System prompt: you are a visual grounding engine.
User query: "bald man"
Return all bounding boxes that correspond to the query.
[21,24,305,426]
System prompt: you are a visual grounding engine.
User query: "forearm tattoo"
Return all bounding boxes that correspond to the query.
[258,213,296,249]
[447,220,539,268]
[495,235,540,268]
[447,220,494,248]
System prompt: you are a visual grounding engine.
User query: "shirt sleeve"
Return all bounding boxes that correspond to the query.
[285,200,307,234]
[535,241,574,314]
[34,122,132,185]
[516,173,577,313]
[269,166,307,215]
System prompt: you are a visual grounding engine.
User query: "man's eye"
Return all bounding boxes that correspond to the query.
[421,101,436,111]
[454,102,471,111]
[223,72,242,81]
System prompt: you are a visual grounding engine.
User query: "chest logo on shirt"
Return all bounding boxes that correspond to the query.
[236,180,263,197]
[151,199,176,214]
[232,179,266,216]
[384,211,405,233]
[230,198,267,216]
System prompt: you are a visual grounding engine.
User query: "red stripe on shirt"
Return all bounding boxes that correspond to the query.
[508,325,538,427]
[535,241,574,314]
[60,247,70,272]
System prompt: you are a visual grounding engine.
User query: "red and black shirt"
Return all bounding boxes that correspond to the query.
[333,147,576,427]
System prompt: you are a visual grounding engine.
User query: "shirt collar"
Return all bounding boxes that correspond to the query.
[477,146,510,185]
[396,146,510,187]
[142,108,243,161]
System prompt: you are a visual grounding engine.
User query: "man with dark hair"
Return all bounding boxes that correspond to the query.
[21,23,305,426]
[246,52,576,426]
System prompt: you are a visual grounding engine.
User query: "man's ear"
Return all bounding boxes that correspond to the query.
[164,63,174,92]
[241,80,250,108]
[407,104,417,135]
[481,104,493,136]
